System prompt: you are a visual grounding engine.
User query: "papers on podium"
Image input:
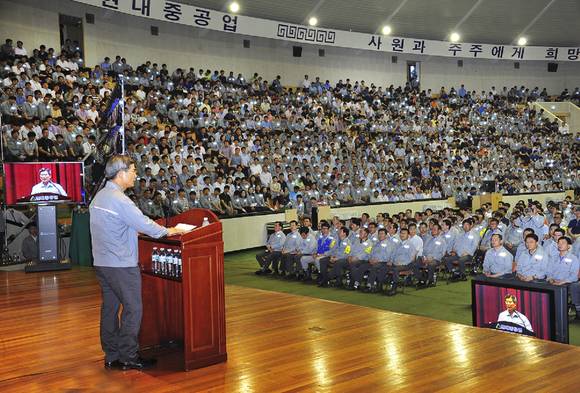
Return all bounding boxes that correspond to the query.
[176,223,196,232]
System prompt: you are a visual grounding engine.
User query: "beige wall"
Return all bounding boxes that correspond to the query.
[502,192,567,211]
[330,200,450,220]
[222,199,451,252]
[2,0,580,93]
[221,212,285,252]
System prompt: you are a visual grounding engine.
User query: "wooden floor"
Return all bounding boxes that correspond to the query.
[1,269,580,393]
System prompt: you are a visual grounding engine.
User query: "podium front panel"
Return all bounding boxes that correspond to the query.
[138,208,227,370]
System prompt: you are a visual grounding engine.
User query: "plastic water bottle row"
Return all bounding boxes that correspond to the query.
[151,247,182,278]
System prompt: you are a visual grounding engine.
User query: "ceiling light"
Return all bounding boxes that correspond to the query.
[229,2,240,13]
[382,25,392,35]
[517,37,527,46]
[308,17,318,26]
[450,32,460,42]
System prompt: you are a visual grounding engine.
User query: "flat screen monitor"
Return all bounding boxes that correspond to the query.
[472,276,568,343]
[3,162,85,205]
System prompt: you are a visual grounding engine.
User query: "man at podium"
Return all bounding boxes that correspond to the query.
[90,155,186,371]
[497,294,534,332]
[30,168,67,196]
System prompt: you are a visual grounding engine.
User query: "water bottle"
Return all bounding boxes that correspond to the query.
[169,249,176,277]
[152,247,159,273]
[176,250,182,277]
[202,217,210,227]
[159,248,166,276]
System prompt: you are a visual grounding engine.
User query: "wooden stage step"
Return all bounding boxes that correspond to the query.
[1,268,580,392]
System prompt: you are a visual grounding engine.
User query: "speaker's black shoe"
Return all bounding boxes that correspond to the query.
[121,356,157,370]
[104,360,122,370]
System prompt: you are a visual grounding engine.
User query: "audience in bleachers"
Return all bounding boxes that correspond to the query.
[1,38,579,221]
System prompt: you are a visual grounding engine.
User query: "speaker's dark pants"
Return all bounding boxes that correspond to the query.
[95,266,142,363]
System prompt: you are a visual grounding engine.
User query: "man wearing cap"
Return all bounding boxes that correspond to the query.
[90,155,185,371]
[31,168,67,196]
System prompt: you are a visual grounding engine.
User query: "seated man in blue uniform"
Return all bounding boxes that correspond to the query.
[385,228,418,295]
[483,234,514,278]
[332,227,372,289]
[318,227,350,287]
[279,220,300,276]
[547,236,579,286]
[286,226,317,279]
[255,221,286,275]
[352,228,394,293]
[443,218,480,279]
[299,222,335,281]
[514,233,547,282]
[413,222,447,286]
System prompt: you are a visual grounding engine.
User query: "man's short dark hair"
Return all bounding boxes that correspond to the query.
[505,294,517,303]
[105,155,135,180]
[525,233,539,242]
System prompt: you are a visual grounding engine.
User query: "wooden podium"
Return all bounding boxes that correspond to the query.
[137,209,227,371]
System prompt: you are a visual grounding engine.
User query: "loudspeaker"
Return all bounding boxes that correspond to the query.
[514,62,520,69]
[318,49,325,57]
[293,46,302,57]
[85,13,95,24]
[151,26,159,36]
[482,181,496,193]
[548,62,558,72]
[243,39,250,48]
[37,205,59,262]
[391,55,398,64]
[457,59,463,68]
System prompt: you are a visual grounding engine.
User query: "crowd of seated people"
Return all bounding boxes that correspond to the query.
[1,37,579,220]
[255,198,580,312]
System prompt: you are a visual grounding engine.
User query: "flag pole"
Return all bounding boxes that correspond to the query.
[120,77,125,155]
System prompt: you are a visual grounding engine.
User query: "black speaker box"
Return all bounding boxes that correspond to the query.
[293,46,302,57]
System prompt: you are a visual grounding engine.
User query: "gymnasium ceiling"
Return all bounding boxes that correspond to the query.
[181,0,580,47]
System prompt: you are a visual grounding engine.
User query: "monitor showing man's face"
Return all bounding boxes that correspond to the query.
[39,170,51,184]
[505,296,517,313]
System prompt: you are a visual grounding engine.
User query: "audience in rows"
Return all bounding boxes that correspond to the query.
[255,199,580,317]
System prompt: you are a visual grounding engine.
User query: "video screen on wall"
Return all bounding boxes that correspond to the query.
[3,162,85,205]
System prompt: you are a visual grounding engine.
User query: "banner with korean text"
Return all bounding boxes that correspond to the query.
[75,0,580,62]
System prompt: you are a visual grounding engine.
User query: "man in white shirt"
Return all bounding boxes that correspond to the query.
[259,165,272,187]
[14,40,27,57]
[301,75,311,89]
[497,294,533,332]
[249,158,262,175]
[407,223,424,257]
[31,168,67,196]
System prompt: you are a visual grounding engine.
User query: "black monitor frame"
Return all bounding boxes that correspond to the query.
[2,161,86,206]
[471,276,569,344]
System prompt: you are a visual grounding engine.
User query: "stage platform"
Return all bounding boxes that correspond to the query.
[1,268,580,392]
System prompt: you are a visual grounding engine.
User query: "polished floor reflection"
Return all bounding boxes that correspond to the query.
[1,268,580,392]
